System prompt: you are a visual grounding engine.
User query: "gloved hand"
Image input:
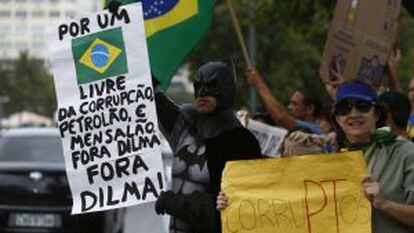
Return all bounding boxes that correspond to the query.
[108,0,121,15]
[154,191,220,233]
[154,191,175,215]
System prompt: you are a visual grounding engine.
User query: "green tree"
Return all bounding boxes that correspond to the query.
[0,52,56,117]
[189,1,414,110]
[189,0,336,110]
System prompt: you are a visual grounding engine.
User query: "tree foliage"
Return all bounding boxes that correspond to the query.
[189,0,414,110]
[1,2,414,118]
[0,52,56,117]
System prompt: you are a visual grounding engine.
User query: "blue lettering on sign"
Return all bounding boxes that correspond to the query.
[133,0,179,20]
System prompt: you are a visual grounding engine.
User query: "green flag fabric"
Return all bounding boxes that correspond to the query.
[72,27,128,85]
[104,0,217,89]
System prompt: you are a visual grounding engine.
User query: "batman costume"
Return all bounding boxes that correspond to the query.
[154,62,261,233]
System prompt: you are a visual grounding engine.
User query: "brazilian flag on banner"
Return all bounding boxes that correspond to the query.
[104,0,217,90]
[72,27,128,85]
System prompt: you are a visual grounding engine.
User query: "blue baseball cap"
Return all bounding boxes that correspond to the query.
[335,82,377,104]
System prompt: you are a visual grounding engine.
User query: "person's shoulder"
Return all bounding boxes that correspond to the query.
[295,120,324,135]
[221,126,256,141]
[393,137,414,168]
[216,126,259,147]
[389,136,414,158]
[393,136,414,147]
[219,126,262,158]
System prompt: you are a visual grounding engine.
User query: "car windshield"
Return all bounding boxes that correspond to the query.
[0,136,64,163]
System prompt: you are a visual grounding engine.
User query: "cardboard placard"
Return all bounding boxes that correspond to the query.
[320,0,401,89]
[221,151,371,233]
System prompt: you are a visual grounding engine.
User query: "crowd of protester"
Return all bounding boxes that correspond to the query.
[151,52,414,233]
[105,2,414,233]
[146,38,414,233]
[147,54,414,233]
[215,50,414,233]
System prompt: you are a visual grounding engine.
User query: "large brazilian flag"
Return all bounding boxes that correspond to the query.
[104,0,217,90]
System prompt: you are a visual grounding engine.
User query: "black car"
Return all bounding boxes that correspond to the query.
[0,127,123,233]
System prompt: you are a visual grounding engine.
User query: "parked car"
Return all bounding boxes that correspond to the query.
[0,127,123,233]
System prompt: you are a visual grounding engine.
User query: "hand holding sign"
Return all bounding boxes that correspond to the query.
[107,0,122,15]
[362,175,386,210]
[245,68,262,86]
[325,63,345,100]
[217,191,228,211]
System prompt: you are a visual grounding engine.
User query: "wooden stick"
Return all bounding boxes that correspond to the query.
[225,0,253,68]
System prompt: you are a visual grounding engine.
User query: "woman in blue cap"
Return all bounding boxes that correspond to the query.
[333,81,414,233]
[217,81,414,232]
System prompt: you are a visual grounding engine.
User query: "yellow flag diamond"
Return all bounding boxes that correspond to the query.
[79,38,122,74]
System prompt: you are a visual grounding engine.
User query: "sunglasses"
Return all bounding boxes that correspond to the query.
[334,100,375,116]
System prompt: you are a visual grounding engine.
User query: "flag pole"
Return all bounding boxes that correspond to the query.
[225,0,253,68]
[247,0,258,112]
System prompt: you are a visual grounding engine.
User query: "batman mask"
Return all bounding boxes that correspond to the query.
[190,62,241,139]
[193,62,236,111]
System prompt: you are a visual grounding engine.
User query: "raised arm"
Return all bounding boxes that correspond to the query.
[324,63,345,101]
[246,68,297,130]
[154,86,181,136]
[387,49,403,93]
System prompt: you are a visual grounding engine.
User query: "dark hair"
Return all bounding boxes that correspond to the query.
[298,88,323,117]
[379,91,410,129]
[374,103,387,129]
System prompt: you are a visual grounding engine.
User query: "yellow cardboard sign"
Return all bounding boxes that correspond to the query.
[221,151,371,233]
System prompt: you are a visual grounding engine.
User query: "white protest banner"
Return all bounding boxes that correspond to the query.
[48,3,164,214]
[236,110,288,157]
[247,119,287,157]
